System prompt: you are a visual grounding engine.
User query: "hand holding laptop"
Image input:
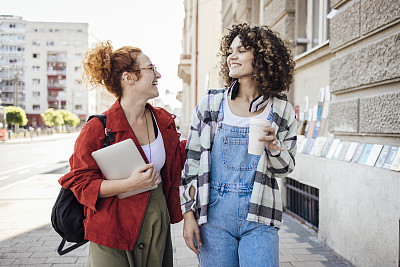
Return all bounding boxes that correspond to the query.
[92,139,160,199]
[124,163,160,191]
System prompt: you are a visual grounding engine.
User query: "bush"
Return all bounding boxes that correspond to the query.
[41,108,64,127]
[5,106,28,126]
[59,110,80,127]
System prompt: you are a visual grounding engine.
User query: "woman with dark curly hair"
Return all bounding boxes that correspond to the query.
[180,23,297,266]
[59,41,186,267]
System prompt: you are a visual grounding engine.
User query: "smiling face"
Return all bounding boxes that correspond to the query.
[227,35,254,80]
[127,53,161,99]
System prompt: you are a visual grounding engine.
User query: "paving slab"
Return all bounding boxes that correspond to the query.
[0,168,353,266]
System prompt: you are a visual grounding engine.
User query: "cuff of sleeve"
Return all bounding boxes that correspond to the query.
[76,178,103,212]
[267,140,283,157]
[181,199,196,215]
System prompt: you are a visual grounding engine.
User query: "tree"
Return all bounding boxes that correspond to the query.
[59,109,80,127]
[40,108,64,127]
[5,106,28,126]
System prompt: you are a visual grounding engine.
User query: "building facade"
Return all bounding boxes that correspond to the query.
[0,15,26,110]
[178,0,223,136]
[178,0,400,266]
[0,15,89,127]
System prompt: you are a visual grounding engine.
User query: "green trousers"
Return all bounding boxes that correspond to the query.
[87,184,173,267]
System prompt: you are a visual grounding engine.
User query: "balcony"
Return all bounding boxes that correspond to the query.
[178,54,192,85]
[0,28,25,34]
[47,69,67,75]
[0,86,24,93]
[0,51,24,56]
[47,55,67,63]
[47,80,66,89]
[47,95,67,101]
[0,39,25,45]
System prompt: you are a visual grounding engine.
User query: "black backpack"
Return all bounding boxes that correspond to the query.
[51,114,114,255]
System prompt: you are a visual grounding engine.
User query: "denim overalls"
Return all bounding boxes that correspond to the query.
[197,101,279,267]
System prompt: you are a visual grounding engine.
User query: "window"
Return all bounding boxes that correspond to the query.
[74,41,83,47]
[77,29,83,33]
[33,92,40,97]
[74,53,81,58]
[32,40,40,46]
[46,41,54,46]
[33,104,40,110]
[32,79,40,85]
[9,23,16,28]
[61,41,69,46]
[32,66,40,71]
[75,104,83,111]
[74,66,81,72]
[33,53,40,59]
[295,0,331,55]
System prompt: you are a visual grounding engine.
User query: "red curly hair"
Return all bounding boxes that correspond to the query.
[82,41,142,98]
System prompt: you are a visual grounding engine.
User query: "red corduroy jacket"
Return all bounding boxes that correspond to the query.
[59,100,186,251]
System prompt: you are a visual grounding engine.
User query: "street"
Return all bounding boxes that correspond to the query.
[0,133,78,189]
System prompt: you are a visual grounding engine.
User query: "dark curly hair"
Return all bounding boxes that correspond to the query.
[82,40,142,98]
[219,23,295,97]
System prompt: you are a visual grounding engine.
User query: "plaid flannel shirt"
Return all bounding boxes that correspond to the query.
[180,89,297,228]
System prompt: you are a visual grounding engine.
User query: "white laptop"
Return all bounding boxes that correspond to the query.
[91,138,157,199]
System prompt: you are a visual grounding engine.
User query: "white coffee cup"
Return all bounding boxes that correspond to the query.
[248,118,271,155]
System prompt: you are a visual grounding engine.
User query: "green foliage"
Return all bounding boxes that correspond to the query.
[40,108,64,127]
[59,109,80,127]
[5,106,28,126]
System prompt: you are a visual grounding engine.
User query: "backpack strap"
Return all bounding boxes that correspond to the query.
[57,238,89,256]
[87,114,115,147]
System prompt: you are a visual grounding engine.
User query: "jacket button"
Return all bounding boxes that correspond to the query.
[138,243,145,249]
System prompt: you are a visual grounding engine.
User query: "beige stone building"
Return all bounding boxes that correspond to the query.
[178,0,222,136]
[178,0,400,266]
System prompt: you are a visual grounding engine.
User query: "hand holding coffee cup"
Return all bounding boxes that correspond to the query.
[248,118,285,155]
[248,119,271,155]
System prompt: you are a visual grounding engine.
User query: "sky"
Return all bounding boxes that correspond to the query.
[2,0,185,107]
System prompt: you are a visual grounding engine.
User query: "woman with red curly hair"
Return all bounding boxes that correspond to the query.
[59,41,185,267]
[180,23,297,266]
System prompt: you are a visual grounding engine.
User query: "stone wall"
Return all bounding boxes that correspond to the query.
[330,0,360,50]
[359,92,400,134]
[330,33,400,92]
[328,0,400,137]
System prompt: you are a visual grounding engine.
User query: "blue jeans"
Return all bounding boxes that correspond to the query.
[197,121,279,267]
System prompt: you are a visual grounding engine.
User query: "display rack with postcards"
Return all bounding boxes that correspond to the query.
[294,88,399,171]
[296,135,400,171]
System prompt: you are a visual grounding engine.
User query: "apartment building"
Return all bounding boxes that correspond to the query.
[0,15,88,127]
[0,15,26,110]
[178,1,400,266]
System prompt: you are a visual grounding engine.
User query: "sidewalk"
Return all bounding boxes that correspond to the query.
[0,172,352,266]
[1,132,79,145]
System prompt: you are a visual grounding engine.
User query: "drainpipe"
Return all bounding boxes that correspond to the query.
[195,0,199,106]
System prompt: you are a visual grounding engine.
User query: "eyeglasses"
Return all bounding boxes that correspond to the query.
[139,65,157,75]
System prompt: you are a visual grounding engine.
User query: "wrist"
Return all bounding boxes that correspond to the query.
[183,210,195,220]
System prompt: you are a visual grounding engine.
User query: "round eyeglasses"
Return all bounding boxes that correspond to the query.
[140,65,157,75]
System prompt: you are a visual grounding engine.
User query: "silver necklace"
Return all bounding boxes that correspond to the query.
[144,109,152,163]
